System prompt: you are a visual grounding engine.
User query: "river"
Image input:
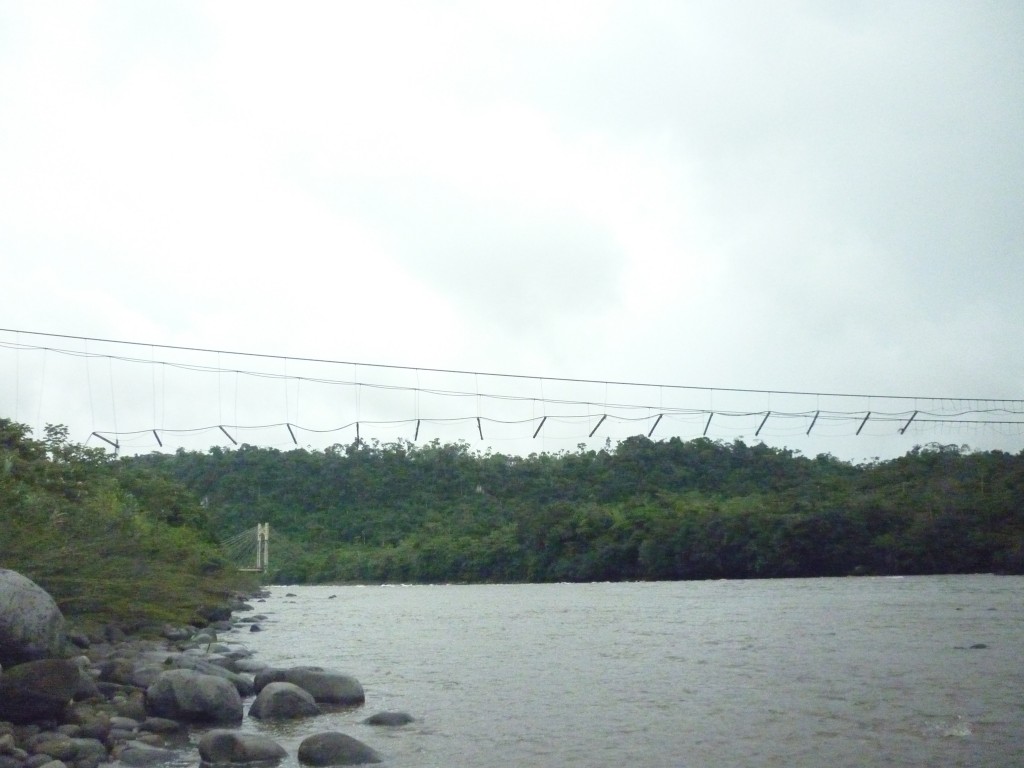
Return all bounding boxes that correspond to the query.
[227,575,1022,768]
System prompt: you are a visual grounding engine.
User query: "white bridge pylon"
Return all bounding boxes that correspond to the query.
[229,523,269,573]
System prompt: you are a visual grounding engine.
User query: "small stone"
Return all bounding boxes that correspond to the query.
[108,717,139,732]
[138,718,181,735]
[108,728,136,744]
[29,735,75,761]
[362,712,414,727]
[115,741,176,767]
[68,738,107,768]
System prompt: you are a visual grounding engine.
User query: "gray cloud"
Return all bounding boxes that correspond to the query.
[0,1,1021,459]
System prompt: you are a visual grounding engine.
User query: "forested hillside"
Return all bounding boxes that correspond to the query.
[0,418,252,628]
[129,436,1024,584]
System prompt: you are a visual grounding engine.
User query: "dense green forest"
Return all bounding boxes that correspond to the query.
[0,418,252,629]
[6,413,1019,597]
[128,435,1024,584]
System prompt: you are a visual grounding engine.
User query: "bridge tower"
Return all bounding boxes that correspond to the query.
[256,522,269,572]
[236,523,270,573]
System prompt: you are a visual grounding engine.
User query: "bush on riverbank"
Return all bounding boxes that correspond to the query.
[0,419,254,629]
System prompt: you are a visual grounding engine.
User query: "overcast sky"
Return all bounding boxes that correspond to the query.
[1,1,1022,461]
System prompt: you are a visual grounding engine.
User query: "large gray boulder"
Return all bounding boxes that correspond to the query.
[254,668,365,706]
[249,682,321,720]
[145,669,243,723]
[0,658,81,724]
[0,569,66,667]
[198,730,287,764]
[297,733,381,766]
[163,653,254,695]
[96,648,255,695]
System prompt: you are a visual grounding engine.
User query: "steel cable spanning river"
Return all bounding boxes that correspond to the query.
[234,576,1023,768]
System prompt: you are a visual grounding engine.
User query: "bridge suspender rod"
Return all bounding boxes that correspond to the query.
[152,430,163,447]
[414,419,420,441]
[806,411,820,436]
[856,412,871,435]
[647,413,663,438]
[533,416,547,438]
[219,426,237,445]
[92,432,119,451]
[703,413,713,436]
[755,411,771,437]
[899,410,918,434]
[589,414,607,438]
[477,417,484,440]
[286,423,297,444]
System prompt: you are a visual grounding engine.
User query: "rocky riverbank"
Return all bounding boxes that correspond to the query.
[0,570,404,767]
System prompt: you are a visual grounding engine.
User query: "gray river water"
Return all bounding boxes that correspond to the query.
[223,576,1022,768]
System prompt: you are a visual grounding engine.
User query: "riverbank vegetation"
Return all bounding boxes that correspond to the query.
[5,414,1021,593]
[129,435,1024,584]
[0,419,254,629]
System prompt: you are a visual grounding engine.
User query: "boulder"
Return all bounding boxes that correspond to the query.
[66,631,90,649]
[0,569,66,667]
[297,733,381,766]
[196,605,233,624]
[254,668,365,706]
[249,682,320,720]
[69,739,107,768]
[233,659,270,674]
[167,654,254,695]
[96,658,137,686]
[28,734,77,760]
[0,659,81,724]
[115,741,177,767]
[160,625,191,643]
[362,711,414,726]
[64,704,112,741]
[111,688,148,721]
[69,658,101,701]
[198,730,287,764]
[145,669,243,724]
[138,718,182,735]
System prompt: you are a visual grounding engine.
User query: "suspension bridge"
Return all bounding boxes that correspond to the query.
[221,523,270,573]
[2,327,1022,462]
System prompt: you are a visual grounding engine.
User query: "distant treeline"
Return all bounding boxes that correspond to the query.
[126,436,1024,584]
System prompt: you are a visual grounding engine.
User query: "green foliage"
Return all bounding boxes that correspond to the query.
[0,419,253,627]
[123,435,1024,585]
